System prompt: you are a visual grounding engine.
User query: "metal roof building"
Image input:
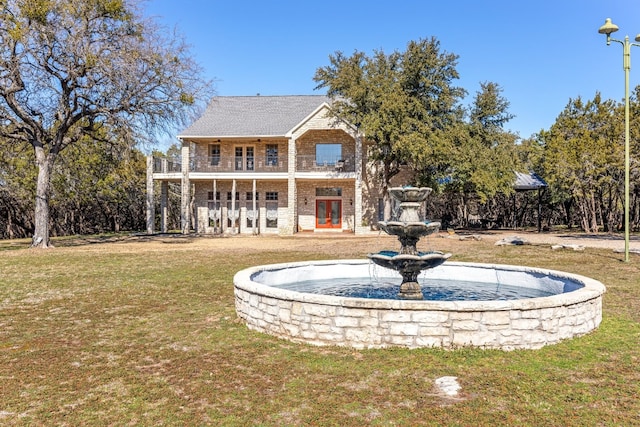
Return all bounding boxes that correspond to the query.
[514,171,548,191]
[514,171,548,232]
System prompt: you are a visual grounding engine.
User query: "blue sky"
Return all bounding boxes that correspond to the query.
[142,0,639,141]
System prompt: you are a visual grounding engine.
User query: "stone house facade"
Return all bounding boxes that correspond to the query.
[146,95,408,235]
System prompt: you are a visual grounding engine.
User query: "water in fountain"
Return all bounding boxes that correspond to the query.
[368,186,451,299]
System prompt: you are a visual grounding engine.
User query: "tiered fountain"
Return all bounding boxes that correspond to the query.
[233,186,606,350]
[368,187,451,299]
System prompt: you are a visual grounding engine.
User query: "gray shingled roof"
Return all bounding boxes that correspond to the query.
[179,95,331,138]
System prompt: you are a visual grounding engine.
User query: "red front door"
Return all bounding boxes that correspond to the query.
[316,200,342,229]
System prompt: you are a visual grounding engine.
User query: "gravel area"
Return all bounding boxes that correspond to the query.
[456,230,640,252]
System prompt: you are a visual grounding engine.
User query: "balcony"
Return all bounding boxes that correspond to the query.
[153,156,181,174]
[152,154,356,175]
[296,155,355,173]
[191,155,288,173]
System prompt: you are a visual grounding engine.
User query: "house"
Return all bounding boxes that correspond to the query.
[146,95,398,235]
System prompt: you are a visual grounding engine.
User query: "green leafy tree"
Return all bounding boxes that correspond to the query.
[0,130,148,238]
[0,0,211,247]
[447,82,519,199]
[50,134,147,235]
[442,82,519,226]
[541,93,621,232]
[0,138,36,238]
[94,149,147,233]
[314,38,466,219]
[629,86,640,231]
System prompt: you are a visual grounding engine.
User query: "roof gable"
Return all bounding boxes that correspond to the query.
[179,95,331,138]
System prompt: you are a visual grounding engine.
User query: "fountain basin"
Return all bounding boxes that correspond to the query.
[234,260,605,350]
[389,186,432,202]
[378,221,441,238]
[368,251,451,272]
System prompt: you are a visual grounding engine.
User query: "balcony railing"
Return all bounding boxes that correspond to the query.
[153,156,181,174]
[152,154,356,174]
[296,155,355,172]
[191,155,288,173]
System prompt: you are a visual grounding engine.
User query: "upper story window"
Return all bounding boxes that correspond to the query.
[209,144,221,166]
[235,146,254,171]
[266,144,278,166]
[316,143,341,166]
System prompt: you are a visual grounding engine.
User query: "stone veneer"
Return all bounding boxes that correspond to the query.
[234,260,605,350]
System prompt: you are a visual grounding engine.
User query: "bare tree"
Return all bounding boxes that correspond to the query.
[0,0,211,247]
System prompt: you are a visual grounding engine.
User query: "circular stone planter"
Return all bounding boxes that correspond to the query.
[233,260,606,350]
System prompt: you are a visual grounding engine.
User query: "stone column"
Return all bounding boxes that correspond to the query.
[196,206,208,233]
[285,136,297,235]
[212,179,219,233]
[231,179,237,234]
[239,207,246,234]
[180,141,190,234]
[354,131,365,234]
[252,179,258,235]
[146,155,155,234]
[221,206,228,234]
[160,181,168,233]
[259,206,267,234]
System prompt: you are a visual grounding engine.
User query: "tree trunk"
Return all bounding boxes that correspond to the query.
[383,192,392,221]
[589,192,598,233]
[7,210,13,239]
[459,194,468,228]
[32,146,55,248]
[563,199,573,229]
[382,160,392,221]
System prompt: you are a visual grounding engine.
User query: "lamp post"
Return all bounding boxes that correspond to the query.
[598,18,640,263]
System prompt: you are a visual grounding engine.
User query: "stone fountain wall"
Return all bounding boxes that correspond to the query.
[233,261,605,350]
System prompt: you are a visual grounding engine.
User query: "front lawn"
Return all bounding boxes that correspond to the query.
[0,234,638,426]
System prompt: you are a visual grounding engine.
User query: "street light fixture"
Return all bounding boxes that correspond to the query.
[598,18,640,262]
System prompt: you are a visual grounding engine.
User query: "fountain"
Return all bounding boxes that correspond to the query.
[233,187,606,350]
[368,187,451,299]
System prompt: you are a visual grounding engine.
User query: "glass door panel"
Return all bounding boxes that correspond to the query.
[246,147,254,170]
[235,147,243,170]
[234,146,255,170]
[316,200,341,229]
[330,201,341,225]
[317,202,327,225]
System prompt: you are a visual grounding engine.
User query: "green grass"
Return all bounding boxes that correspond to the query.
[0,235,638,426]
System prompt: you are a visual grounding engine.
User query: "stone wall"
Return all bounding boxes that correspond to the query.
[193,180,288,234]
[296,181,356,232]
[296,129,356,159]
[235,288,602,350]
[233,261,605,350]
